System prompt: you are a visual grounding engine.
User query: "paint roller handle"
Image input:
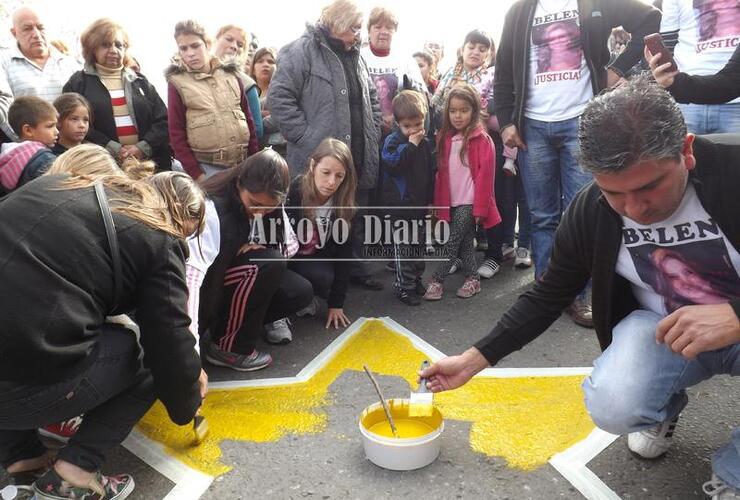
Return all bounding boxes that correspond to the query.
[417,360,431,393]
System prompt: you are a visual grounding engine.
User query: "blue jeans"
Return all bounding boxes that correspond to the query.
[583,310,740,489]
[518,116,593,279]
[679,103,740,134]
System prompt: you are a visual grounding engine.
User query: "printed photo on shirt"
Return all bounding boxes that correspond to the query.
[532,18,583,74]
[372,73,398,119]
[694,0,740,44]
[628,239,740,313]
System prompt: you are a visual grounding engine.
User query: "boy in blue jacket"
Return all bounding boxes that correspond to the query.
[380,90,435,306]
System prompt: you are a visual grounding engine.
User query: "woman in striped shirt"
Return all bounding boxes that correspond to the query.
[62,18,172,169]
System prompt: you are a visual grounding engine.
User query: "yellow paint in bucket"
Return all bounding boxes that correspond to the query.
[361,399,441,439]
[359,399,444,470]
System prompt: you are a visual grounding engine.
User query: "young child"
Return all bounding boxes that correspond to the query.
[380,90,435,306]
[0,96,58,193]
[52,93,92,155]
[424,84,500,300]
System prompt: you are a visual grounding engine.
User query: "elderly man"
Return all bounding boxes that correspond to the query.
[422,76,740,497]
[0,7,79,139]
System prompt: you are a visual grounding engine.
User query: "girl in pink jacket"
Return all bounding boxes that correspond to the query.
[424,85,500,301]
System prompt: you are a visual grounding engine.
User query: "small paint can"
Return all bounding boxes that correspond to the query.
[359,398,444,471]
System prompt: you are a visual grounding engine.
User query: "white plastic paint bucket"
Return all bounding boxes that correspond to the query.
[359,398,444,471]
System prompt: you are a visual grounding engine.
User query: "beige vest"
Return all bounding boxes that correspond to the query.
[168,59,250,167]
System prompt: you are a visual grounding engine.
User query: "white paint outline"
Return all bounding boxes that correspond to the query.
[124,317,620,500]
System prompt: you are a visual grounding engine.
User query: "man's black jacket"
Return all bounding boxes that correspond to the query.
[493,0,661,137]
[475,136,740,364]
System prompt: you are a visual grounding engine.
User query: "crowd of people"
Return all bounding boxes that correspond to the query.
[0,0,739,499]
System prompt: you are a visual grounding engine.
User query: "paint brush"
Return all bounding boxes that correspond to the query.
[363,365,399,438]
[193,410,209,445]
[408,360,434,417]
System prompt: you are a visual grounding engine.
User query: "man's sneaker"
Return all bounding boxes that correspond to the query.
[456,277,482,298]
[39,416,83,444]
[204,341,272,371]
[627,416,679,459]
[501,244,516,261]
[514,247,532,268]
[566,298,594,328]
[704,475,740,499]
[34,469,134,500]
[423,281,444,301]
[396,289,421,306]
[296,297,318,318]
[477,259,500,279]
[414,279,426,296]
[448,257,462,274]
[264,318,292,345]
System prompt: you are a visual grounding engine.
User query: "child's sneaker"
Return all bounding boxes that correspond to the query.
[1,484,35,500]
[456,277,481,298]
[33,468,134,500]
[477,259,500,279]
[423,281,443,301]
[396,288,421,306]
[448,257,462,274]
[703,475,740,499]
[38,416,83,444]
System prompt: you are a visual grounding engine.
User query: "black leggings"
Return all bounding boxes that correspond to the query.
[0,324,155,472]
[210,248,313,354]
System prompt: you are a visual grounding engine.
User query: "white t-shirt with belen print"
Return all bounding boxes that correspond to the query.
[615,184,740,318]
[524,0,593,121]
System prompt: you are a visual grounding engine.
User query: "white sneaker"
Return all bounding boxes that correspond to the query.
[296,297,318,317]
[514,247,532,268]
[477,259,500,279]
[627,416,678,458]
[264,318,292,344]
[704,475,740,499]
[501,244,515,261]
[448,257,462,274]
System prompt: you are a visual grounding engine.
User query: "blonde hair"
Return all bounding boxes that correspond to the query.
[47,145,180,237]
[318,0,363,35]
[147,171,207,239]
[80,18,131,67]
[216,24,248,50]
[300,138,357,224]
[47,144,155,180]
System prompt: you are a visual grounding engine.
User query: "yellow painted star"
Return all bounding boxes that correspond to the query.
[136,319,594,476]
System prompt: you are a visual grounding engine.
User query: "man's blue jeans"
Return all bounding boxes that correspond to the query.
[680,103,740,135]
[518,116,593,280]
[583,310,740,489]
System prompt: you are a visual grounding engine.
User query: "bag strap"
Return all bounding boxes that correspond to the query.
[94,181,122,310]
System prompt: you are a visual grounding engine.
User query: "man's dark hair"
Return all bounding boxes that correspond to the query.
[578,73,687,174]
[8,96,57,136]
